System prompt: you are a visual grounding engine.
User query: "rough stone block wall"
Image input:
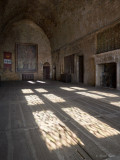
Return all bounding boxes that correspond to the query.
[52,0,120,86]
[52,35,96,85]
[51,0,120,50]
[0,19,51,81]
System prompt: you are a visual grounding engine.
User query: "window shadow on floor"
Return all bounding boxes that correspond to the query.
[0,81,120,160]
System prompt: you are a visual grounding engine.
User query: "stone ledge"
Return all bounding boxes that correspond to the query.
[95,49,120,64]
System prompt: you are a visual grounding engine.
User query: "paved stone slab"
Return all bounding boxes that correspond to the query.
[106,156,120,160]
[0,81,120,160]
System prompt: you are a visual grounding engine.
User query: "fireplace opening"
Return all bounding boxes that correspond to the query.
[101,63,117,88]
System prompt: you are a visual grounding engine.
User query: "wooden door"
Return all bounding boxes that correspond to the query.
[79,56,84,83]
[43,63,50,80]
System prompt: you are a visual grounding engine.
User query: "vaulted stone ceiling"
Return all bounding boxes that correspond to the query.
[0,0,85,38]
[0,0,56,38]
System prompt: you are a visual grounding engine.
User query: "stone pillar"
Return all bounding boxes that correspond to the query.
[96,64,104,87]
[76,56,79,83]
[96,65,99,86]
[117,62,120,90]
[50,64,52,79]
[74,55,79,83]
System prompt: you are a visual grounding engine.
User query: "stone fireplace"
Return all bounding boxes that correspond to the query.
[95,49,120,90]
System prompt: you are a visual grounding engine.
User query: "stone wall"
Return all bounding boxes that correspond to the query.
[0,19,51,81]
[52,0,120,86]
[52,35,96,85]
[51,0,120,50]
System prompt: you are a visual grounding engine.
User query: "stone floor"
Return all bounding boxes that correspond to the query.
[0,80,120,160]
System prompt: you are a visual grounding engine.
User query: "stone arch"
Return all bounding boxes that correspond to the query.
[43,62,50,66]
[0,19,52,80]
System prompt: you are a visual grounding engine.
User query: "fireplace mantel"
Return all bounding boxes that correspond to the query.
[95,49,120,90]
[95,49,120,64]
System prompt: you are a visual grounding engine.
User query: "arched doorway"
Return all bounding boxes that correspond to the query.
[43,62,50,80]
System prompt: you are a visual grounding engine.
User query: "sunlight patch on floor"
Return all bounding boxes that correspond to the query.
[43,94,65,103]
[35,88,48,93]
[76,92,104,99]
[22,89,34,94]
[25,95,44,105]
[37,80,46,84]
[62,107,120,138]
[89,91,119,98]
[27,81,36,84]
[110,101,120,107]
[32,110,84,151]
[70,87,87,91]
[60,87,75,91]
